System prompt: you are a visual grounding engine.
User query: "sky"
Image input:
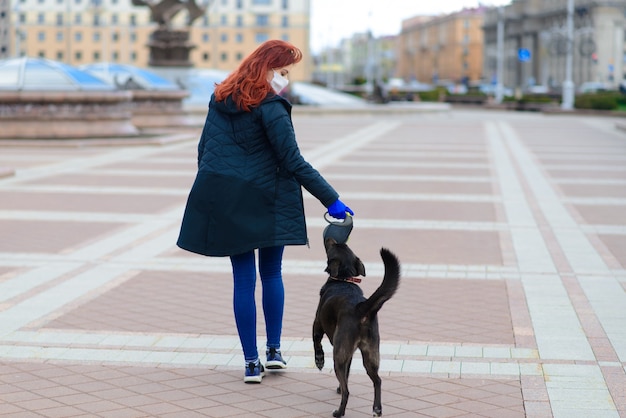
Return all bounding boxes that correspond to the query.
[310,0,510,53]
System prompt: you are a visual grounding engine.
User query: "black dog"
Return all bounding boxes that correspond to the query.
[313,238,401,417]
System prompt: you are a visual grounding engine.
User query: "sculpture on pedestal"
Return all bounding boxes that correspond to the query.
[132,0,207,67]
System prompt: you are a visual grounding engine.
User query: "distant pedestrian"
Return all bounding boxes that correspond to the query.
[176,39,353,383]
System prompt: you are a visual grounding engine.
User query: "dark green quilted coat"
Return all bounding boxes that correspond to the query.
[177,93,339,256]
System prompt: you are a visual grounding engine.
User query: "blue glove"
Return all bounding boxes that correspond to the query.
[327,199,354,219]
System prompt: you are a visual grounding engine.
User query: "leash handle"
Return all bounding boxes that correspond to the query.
[324,211,353,225]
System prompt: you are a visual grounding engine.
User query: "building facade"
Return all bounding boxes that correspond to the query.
[313,32,397,89]
[482,0,626,91]
[1,0,312,80]
[397,8,486,85]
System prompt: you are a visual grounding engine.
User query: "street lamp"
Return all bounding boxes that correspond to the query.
[495,6,504,104]
[561,0,574,110]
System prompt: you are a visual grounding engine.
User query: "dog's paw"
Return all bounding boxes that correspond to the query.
[315,352,325,370]
[373,406,382,416]
[332,409,344,417]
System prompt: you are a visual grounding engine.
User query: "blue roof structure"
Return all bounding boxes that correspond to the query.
[81,63,180,90]
[0,57,114,91]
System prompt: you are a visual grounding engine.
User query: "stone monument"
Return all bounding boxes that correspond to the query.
[132,0,206,67]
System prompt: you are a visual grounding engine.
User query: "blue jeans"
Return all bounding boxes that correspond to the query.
[230,246,284,363]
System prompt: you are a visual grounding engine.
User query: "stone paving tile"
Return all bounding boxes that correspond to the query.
[557,184,626,198]
[596,235,626,268]
[289,225,507,266]
[39,269,514,346]
[572,204,626,225]
[97,161,196,172]
[546,169,626,180]
[338,200,499,222]
[325,164,492,177]
[0,191,185,214]
[0,361,525,417]
[0,220,127,254]
[22,173,195,189]
[0,266,18,278]
[322,179,495,195]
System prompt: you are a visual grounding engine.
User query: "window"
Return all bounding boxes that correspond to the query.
[235,33,242,43]
[221,52,227,61]
[282,0,287,9]
[93,14,100,26]
[236,52,242,60]
[220,33,227,42]
[202,52,209,61]
[74,14,81,24]
[202,33,209,42]
[93,32,100,42]
[130,32,136,41]
[236,0,242,8]
[56,51,63,60]
[130,14,136,26]
[256,14,268,26]
[202,16,208,26]
[252,0,271,4]
[37,31,45,41]
[255,32,268,43]
[56,31,63,41]
[75,51,82,60]
[220,15,227,25]
[38,51,45,57]
[281,16,288,28]
[75,32,82,42]
[56,13,63,25]
[111,14,118,24]
[37,13,44,23]
[93,51,100,60]
[112,32,118,41]
[19,13,25,24]
[112,51,118,60]
[131,51,137,61]
[236,15,242,27]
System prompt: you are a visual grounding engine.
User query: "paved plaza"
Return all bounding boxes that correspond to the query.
[0,107,625,417]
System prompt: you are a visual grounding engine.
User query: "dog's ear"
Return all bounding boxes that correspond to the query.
[326,259,340,277]
[355,257,366,277]
[324,237,337,251]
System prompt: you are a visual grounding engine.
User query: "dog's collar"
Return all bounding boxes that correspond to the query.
[329,276,362,284]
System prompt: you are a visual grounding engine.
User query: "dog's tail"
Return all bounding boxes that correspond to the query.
[356,248,400,320]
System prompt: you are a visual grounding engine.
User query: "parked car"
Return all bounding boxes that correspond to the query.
[478,83,513,97]
[526,85,550,94]
[578,81,610,94]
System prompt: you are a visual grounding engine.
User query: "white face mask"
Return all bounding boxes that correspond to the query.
[270,70,289,94]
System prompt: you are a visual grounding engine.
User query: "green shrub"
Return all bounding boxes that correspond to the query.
[575,92,620,110]
[417,90,440,102]
[518,94,554,104]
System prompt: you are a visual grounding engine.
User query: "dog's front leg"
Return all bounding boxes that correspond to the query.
[312,320,325,370]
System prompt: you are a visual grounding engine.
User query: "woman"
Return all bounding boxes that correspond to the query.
[177,40,353,383]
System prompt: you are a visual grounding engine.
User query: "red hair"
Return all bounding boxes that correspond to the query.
[214,39,303,111]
